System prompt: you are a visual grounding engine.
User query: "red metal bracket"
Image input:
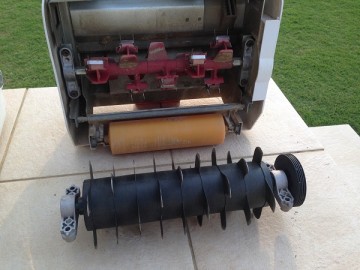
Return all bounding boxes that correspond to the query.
[85,37,233,91]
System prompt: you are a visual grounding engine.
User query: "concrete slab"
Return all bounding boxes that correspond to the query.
[311,124,360,167]
[172,80,323,165]
[0,171,195,270]
[187,151,360,269]
[1,80,357,268]
[0,87,172,181]
[1,80,323,181]
[311,124,360,193]
[0,89,26,168]
[2,149,358,269]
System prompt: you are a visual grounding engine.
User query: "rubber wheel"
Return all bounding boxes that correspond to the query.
[274,154,306,207]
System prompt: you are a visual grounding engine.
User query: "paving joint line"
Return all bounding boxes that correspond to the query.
[0,88,28,171]
[0,148,325,184]
[186,220,199,270]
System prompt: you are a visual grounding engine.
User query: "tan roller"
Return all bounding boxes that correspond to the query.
[108,113,226,155]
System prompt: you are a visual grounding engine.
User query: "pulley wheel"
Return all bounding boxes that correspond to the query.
[274,154,306,207]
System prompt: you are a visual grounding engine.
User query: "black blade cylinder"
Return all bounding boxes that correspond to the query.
[82,161,271,231]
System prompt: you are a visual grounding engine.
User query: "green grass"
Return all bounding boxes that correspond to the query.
[0,1,54,88]
[273,0,360,133]
[0,1,359,133]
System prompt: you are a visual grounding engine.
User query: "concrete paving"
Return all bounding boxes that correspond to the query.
[0,80,359,269]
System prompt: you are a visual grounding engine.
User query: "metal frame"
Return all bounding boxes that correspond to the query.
[42,0,284,147]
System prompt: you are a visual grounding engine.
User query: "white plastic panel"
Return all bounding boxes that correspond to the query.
[252,18,281,101]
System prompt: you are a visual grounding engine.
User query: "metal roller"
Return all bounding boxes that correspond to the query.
[108,113,226,154]
[60,147,307,247]
[69,0,246,36]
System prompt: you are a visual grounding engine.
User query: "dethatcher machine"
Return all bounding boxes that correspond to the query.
[42,0,307,246]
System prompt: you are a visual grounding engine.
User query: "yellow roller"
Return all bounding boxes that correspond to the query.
[109,113,226,155]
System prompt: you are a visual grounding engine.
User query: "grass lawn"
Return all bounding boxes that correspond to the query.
[0,1,54,88]
[273,0,360,133]
[0,0,359,133]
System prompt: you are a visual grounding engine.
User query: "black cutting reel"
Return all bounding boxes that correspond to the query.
[60,147,306,247]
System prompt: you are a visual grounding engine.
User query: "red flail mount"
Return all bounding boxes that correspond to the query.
[85,37,234,92]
